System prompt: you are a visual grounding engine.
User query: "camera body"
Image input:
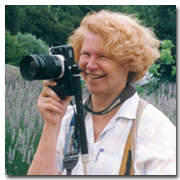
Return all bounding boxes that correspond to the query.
[48,45,75,97]
[20,45,81,98]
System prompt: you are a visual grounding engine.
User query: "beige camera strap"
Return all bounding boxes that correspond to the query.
[119,98,148,175]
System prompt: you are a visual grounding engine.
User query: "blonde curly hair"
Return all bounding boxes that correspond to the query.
[68,10,160,83]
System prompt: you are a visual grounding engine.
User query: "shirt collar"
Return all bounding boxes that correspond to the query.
[114,92,140,120]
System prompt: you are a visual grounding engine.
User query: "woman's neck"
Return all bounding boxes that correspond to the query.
[90,83,126,112]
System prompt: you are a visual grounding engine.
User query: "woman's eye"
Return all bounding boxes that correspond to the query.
[99,55,109,59]
[82,53,90,57]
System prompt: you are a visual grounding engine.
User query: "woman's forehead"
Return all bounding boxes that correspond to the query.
[82,32,106,51]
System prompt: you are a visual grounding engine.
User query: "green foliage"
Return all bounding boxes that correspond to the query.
[5,5,22,35]
[81,77,86,90]
[5,29,49,66]
[143,40,176,95]
[149,40,176,83]
[16,32,49,55]
[136,85,144,96]
[149,64,161,77]
[5,5,176,46]
[5,29,22,65]
[160,40,175,65]
[120,5,176,51]
[172,66,176,76]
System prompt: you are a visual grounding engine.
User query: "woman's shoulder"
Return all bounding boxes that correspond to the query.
[134,101,176,175]
[142,102,175,127]
[138,102,176,142]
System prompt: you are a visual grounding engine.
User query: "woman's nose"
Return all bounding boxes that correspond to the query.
[86,56,98,70]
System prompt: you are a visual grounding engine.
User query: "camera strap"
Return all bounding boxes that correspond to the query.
[63,106,88,175]
[83,83,136,115]
[63,113,79,175]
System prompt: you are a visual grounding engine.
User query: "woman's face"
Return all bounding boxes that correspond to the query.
[79,32,129,97]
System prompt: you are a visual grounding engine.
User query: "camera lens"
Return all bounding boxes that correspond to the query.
[28,60,37,77]
[20,55,63,81]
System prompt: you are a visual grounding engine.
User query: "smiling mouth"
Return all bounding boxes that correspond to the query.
[87,74,107,79]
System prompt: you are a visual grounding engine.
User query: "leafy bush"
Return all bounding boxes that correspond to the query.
[5,29,22,65]
[16,32,49,55]
[140,40,176,94]
[149,40,176,83]
[5,29,49,67]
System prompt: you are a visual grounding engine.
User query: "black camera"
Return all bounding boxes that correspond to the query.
[20,45,82,98]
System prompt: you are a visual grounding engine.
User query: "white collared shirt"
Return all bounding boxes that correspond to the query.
[56,92,176,175]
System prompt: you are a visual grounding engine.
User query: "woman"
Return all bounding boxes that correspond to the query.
[28,10,176,175]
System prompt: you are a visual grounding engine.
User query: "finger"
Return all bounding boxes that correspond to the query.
[41,86,60,102]
[38,97,63,110]
[38,102,63,115]
[43,80,57,88]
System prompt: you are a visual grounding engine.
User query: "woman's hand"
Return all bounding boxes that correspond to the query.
[28,80,72,175]
[37,80,72,128]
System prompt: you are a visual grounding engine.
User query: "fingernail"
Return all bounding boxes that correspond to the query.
[52,81,57,86]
